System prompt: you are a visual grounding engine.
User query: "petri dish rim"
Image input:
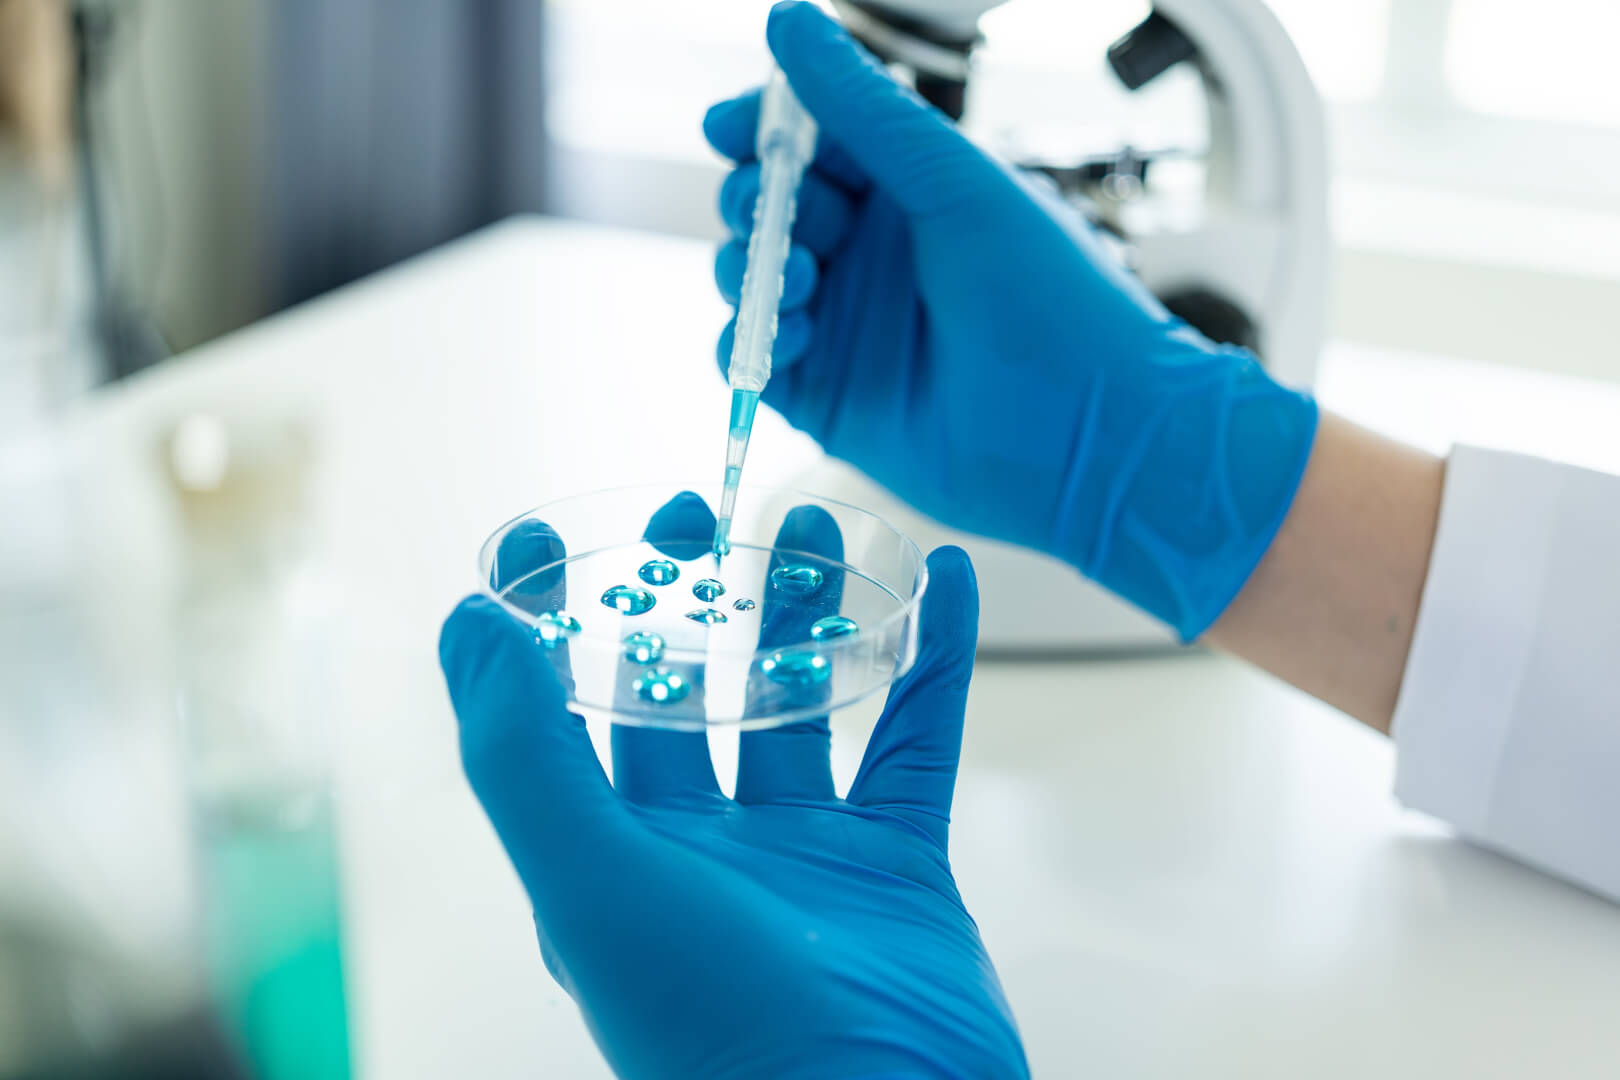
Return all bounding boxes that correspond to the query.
[476,483,930,667]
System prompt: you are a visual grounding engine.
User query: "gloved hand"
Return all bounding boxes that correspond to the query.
[440,493,1028,1080]
[707,1,1318,640]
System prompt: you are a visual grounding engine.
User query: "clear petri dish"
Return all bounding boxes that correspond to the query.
[477,485,926,730]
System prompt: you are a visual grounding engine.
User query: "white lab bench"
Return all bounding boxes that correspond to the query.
[5,217,1620,1078]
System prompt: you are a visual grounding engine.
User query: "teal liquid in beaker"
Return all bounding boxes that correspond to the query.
[198,788,351,1080]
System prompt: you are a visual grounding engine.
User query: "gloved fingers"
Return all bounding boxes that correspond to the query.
[492,519,566,596]
[735,504,844,804]
[719,163,855,259]
[609,493,722,804]
[846,546,979,847]
[441,596,633,893]
[491,519,575,696]
[716,313,814,386]
[766,2,989,219]
[701,91,757,162]
[716,240,818,312]
[703,89,871,193]
[610,722,720,805]
[643,489,717,561]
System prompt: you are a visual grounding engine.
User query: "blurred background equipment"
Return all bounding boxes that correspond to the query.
[0,400,348,1079]
[69,0,169,381]
[1,0,550,412]
[166,412,352,1080]
[0,0,99,425]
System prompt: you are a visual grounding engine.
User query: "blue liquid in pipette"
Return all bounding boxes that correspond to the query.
[713,389,760,557]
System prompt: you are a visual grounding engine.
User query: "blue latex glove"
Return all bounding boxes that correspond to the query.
[707,1,1319,640]
[440,493,1028,1080]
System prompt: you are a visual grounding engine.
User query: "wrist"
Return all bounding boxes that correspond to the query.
[1050,334,1319,640]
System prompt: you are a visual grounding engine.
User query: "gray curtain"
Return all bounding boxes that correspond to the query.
[266,0,548,307]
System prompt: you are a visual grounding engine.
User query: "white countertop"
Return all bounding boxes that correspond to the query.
[4,217,1619,1078]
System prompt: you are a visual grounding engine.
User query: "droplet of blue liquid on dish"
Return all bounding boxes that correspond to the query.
[770,563,824,596]
[638,559,679,586]
[533,611,581,647]
[692,578,726,602]
[761,649,831,687]
[732,597,757,612]
[809,615,859,641]
[622,631,666,665]
[685,608,728,626]
[633,668,691,704]
[601,585,656,615]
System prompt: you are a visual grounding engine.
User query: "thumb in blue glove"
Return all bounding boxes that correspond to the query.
[707,1,1318,640]
[441,510,1028,1080]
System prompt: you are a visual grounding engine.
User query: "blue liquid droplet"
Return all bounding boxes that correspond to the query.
[685,607,728,626]
[601,585,656,615]
[732,597,757,612]
[638,559,679,586]
[692,578,726,602]
[761,649,831,687]
[809,615,859,641]
[533,611,581,647]
[633,668,691,705]
[770,563,825,596]
[622,631,665,665]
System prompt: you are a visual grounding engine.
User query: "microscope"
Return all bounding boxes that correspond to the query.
[805,0,1330,652]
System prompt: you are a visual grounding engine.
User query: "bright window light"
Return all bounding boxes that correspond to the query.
[1446,0,1620,128]
[977,0,1149,66]
[1263,0,1392,102]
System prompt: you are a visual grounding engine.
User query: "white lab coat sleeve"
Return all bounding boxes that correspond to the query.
[1392,446,1620,902]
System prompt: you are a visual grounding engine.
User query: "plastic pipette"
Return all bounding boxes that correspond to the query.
[713,69,818,557]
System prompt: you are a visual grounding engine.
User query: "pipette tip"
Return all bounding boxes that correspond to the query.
[712,389,760,558]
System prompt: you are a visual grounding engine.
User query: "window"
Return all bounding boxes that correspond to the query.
[1446,0,1620,128]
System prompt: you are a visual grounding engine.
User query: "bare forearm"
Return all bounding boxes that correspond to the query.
[1205,412,1445,733]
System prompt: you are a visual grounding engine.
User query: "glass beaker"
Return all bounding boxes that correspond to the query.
[165,410,352,1080]
[180,685,351,1080]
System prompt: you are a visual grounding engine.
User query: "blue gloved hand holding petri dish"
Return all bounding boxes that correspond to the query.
[708,1,1318,641]
[439,493,1029,1080]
